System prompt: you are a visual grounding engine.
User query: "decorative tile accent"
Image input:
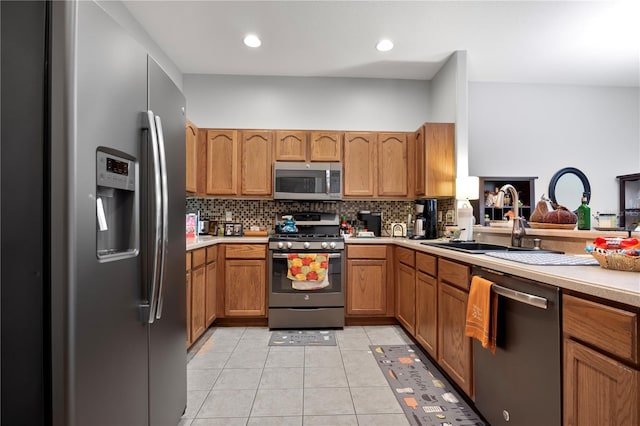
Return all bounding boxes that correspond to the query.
[186,198,455,237]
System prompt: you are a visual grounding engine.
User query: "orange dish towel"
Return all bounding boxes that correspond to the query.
[465,276,498,354]
[286,253,328,282]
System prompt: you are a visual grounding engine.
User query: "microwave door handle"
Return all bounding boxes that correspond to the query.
[326,169,331,195]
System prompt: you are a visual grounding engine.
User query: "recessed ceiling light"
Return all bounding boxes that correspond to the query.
[243,34,262,48]
[376,39,394,52]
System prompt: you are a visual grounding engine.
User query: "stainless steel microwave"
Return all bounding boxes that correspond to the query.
[273,162,342,201]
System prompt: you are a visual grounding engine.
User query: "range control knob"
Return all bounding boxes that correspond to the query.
[277,242,284,249]
[303,242,311,249]
[329,242,337,249]
[321,242,328,249]
[286,242,293,249]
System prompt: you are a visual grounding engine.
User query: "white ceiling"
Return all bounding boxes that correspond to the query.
[123,0,640,87]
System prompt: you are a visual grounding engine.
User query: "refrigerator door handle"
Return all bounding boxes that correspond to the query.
[143,110,163,324]
[154,114,169,320]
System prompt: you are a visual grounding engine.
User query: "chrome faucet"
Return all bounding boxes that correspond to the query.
[497,184,526,247]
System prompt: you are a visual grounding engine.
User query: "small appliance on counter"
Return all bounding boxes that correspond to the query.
[411,199,438,240]
[198,218,211,235]
[356,211,382,237]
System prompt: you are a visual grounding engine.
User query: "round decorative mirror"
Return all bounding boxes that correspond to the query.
[548,167,591,211]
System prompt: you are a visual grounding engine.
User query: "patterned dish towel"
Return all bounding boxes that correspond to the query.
[287,253,330,290]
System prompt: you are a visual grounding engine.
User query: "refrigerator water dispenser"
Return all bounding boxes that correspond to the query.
[96,149,139,260]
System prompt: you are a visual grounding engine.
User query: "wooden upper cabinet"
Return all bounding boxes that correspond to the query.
[416,123,455,197]
[414,126,425,195]
[275,130,307,161]
[240,130,272,196]
[309,132,342,162]
[378,133,408,197]
[185,120,198,193]
[344,132,376,197]
[206,129,238,195]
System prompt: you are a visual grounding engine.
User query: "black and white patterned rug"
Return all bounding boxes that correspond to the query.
[268,329,337,346]
[370,345,486,426]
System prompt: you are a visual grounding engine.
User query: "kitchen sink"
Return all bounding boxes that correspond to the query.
[420,241,560,254]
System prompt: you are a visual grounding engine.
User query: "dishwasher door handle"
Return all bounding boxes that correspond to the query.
[491,284,548,309]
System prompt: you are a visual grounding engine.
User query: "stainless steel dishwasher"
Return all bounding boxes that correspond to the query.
[472,266,561,426]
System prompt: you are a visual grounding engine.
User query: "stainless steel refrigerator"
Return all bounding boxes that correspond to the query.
[1,1,187,425]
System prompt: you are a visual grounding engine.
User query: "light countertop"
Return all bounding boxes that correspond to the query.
[186,234,640,307]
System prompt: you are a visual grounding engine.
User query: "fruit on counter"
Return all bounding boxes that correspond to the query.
[543,206,577,224]
[530,196,554,223]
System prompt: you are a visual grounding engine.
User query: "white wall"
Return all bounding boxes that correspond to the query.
[469,82,640,216]
[429,51,469,178]
[183,74,430,131]
[96,0,183,90]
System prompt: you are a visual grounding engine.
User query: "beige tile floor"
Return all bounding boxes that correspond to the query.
[180,325,415,426]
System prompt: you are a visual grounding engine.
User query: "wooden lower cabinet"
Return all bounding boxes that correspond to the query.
[190,264,206,342]
[564,339,638,426]
[347,259,388,315]
[396,262,416,335]
[186,271,192,347]
[563,294,639,426]
[346,245,392,316]
[223,244,267,317]
[205,260,217,326]
[438,281,473,397]
[415,270,437,359]
[224,259,266,316]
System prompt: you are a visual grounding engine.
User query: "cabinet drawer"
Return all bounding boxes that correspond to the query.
[225,244,266,259]
[438,258,470,291]
[563,294,638,364]
[416,252,437,276]
[206,245,218,262]
[396,247,415,267]
[192,248,206,268]
[186,252,191,271]
[348,245,387,259]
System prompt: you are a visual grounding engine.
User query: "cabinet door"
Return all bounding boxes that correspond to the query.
[185,120,198,193]
[206,129,238,195]
[396,262,416,335]
[191,265,207,343]
[378,133,408,197]
[241,130,273,196]
[275,130,307,161]
[424,123,455,197]
[310,131,342,162]
[414,126,425,196]
[224,259,266,317]
[344,132,376,197]
[564,339,638,426]
[416,271,437,359]
[186,271,192,347]
[346,259,387,315]
[205,260,217,327]
[438,281,473,397]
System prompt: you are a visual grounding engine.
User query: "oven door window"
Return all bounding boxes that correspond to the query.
[271,252,342,294]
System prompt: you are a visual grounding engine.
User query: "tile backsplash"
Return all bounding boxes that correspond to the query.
[186,198,455,237]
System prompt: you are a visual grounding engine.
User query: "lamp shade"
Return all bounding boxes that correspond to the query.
[456,176,479,200]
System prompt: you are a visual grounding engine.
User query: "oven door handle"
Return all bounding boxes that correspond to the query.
[271,252,342,259]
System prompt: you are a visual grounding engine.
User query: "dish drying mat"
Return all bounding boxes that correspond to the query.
[268,330,336,346]
[485,252,599,266]
[371,345,486,426]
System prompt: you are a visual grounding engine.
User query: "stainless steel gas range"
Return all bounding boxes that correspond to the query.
[268,213,345,329]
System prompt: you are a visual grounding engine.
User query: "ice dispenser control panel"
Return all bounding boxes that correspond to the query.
[97,151,135,191]
[96,149,138,261]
